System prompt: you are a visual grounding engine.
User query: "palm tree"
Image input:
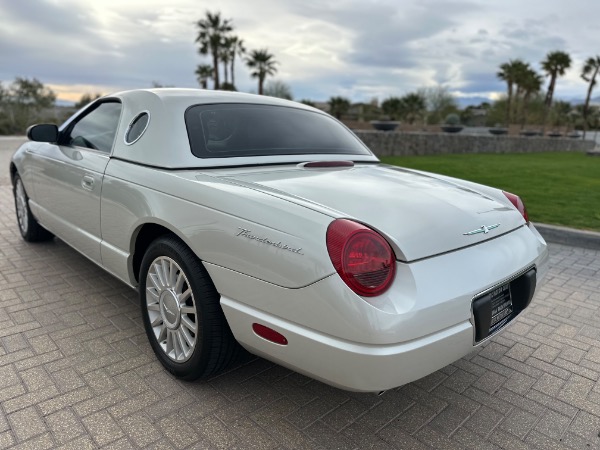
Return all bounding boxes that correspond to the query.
[219,37,233,85]
[246,49,278,95]
[497,59,528,125]
[195,11,232,90]
[228,36,245,89]
[400,92,426,124]
[328,96,351,120]
[541,51,571,131]
[195,64,213,89]
[381,97,402,120]
[581,56,600,139]
[512,61,533,123]
[519,68,543,129]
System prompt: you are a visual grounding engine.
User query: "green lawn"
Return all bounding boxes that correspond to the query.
[381,152,600,232]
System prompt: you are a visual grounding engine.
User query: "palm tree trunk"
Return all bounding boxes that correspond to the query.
[521,94,530,130]
[542,76,556,134]
[212,53,220,90]
[505,84,512,127]
[544,76,556,107]
[583,67,599,139]
[231,58,235,88]
[222,60,229,84]
[258,76,265,95]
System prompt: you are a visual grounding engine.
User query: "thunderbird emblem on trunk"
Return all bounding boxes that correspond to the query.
[463,224,500,235]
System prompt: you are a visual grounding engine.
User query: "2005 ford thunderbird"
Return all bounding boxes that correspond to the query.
[10,89,548,392]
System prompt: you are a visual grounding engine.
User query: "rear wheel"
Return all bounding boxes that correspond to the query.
[13,174,53,242]
[139,236,242,379]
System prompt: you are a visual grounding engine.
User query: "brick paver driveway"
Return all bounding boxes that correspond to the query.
[1,138,600,449]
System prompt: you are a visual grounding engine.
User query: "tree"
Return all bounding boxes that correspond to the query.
[246,49,278,95]
[74,93,102,109]
[219,37,233,85]
[519,68,543,128]
[195,11,232,90]
[228,36,245,89]
[581,56,600,138]
[497,59,528,125]
[381,97,402,120]
[550,100,572,128]
[263,80,293,100]
[0,77,56,134]
[541,50,571,131]
[328,96,351,120]
[399,92,427,124]
[417,86,458,124]
[195,64,213,89]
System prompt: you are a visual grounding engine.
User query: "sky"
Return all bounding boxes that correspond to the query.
[1,0,600,105]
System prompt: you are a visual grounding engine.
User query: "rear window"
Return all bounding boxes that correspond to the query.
[185,103,371,158]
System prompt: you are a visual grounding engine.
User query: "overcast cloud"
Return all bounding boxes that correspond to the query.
[1,0,599,104]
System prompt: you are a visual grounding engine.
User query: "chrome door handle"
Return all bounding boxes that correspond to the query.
[82,175,95,190]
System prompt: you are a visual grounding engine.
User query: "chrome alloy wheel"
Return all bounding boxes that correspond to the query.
[145,256,198,362]
[15,178,29,234]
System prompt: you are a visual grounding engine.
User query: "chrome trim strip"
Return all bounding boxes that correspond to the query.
[124,110,150,146]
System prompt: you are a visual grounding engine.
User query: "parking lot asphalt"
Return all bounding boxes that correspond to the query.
[1,138,600,449]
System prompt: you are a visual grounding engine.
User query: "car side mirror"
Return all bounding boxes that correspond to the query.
[26,124,59,143]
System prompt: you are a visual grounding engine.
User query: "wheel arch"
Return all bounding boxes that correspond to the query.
[131,222,176,283]
[9,162,17,186]
[131,221,196,284]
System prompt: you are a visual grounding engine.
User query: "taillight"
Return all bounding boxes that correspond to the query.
[326,219,396,297]
[503,191,529,223]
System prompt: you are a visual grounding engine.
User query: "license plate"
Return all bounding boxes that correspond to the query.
[488,284,512,333]
[472,281,513,342]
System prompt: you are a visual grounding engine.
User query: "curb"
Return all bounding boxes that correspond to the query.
[534,222,600,250]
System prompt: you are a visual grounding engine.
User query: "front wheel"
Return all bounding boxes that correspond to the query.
[139,236,242,380]
[13,174,53,242]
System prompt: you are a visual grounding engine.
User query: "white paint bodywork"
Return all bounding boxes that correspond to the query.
[11,89,549,392]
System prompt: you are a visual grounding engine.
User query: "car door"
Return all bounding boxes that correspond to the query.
[30,100,122,264]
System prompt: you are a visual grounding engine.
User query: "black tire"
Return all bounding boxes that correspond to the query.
[139,235,243,380]
[13,174,54,242]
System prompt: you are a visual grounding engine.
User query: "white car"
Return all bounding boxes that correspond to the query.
[10,89,548,392]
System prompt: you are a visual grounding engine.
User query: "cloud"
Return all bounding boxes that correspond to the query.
[1,0,599,103]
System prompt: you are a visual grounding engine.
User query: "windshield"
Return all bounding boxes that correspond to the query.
[185,103,372,158]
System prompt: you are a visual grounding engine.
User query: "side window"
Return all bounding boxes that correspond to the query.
[67,102,122,153]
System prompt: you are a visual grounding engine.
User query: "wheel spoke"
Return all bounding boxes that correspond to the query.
[179,288,191,303]
[161,259,172,287]
[180,324,195,347]
[166,329,174,355]
[175,329,187,355]
[150,315,163,327]
[149,273,162,291]
[174,271,185,293]
[181,315,197,333]
[153,262,167,288]
[157,324,167,343]
[147,302,160,311]
[180,305,195,314]
[146,287,160,302]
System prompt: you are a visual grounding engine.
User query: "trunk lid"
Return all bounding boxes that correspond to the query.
[219,164,524,261]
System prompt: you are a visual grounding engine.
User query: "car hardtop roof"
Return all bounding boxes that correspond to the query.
[110,88,318,111]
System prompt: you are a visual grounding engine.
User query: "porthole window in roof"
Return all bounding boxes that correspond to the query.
[124,111,150,145]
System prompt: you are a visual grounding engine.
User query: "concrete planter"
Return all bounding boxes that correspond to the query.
[370,121,399,132]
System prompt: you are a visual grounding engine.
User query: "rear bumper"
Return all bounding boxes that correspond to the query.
[221,296,475,392]
[213,223,548,392]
